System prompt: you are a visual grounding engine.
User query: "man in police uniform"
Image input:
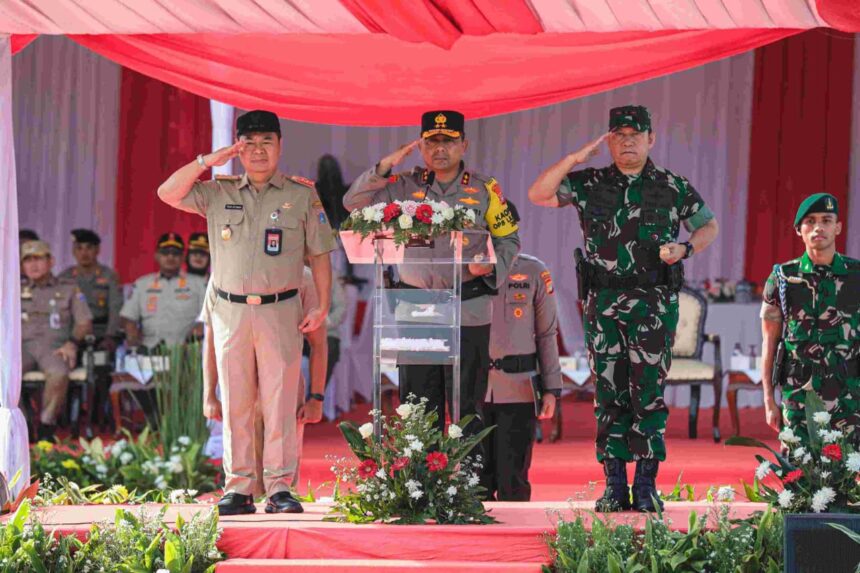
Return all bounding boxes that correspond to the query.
[158,110,335,515]
[186,232,211,278]
[120,234,207,349]
[528,105,719,512]
[20,240,93,439]
[482,237,561,501]
[760,193,860,446]
[59,229,123,351]
[344,110,520,439]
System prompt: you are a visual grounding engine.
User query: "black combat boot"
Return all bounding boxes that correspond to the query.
[594,459,631,512]
[631,459,664,512]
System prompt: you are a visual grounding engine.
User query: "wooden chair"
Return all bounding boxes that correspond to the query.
[665,286,722,442]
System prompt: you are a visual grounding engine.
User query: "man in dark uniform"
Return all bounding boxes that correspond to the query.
[760,193,860,447]
[528,105,719,512]
[344,110,520,441]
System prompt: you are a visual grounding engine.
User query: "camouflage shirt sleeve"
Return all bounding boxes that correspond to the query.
[674,175,714,232]
[759,269,783,321]
[556,170,588,208]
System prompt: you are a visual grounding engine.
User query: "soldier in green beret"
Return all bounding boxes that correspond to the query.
[760,193,860,447]
[529,105,719,512]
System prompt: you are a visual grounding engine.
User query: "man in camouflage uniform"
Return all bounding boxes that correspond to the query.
[20,240,93,439]
[482,236,561,501]
[344,110,520,440]
[760,193,860,446]
[528,106,719,512]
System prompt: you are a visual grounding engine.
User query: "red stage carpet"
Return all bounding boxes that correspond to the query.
[299,399,779,501]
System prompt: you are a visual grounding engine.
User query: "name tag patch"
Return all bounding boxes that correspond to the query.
[225,204,244,210]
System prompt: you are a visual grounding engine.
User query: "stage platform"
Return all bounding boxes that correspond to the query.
[28,500,767,572]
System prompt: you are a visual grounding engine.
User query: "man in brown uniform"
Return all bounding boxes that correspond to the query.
[482,239,562,501]
[344,110,520,441]
[58,229,123,351]
[20,240,93,440]
[158,110,335,515]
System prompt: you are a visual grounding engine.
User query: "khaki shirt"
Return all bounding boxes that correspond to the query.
[486,255,562,404]
[120,272,207,349]
[21,275,93,349]
[58,263,123,339]
[177,172,336,295]
[344,163,520,326]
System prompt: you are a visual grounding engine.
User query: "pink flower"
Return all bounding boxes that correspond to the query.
[783,470,804,485]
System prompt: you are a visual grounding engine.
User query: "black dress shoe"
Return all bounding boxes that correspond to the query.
[217,492,256,516]
[265,491,304,514]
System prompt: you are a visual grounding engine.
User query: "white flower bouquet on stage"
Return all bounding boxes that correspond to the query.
[329,395,495,524]
[341,199,477,247]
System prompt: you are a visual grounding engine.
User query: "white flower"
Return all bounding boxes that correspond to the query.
[359,423,374,439]
[431,213,445,225]
[361,206,377,222]
[405,479,421,492]
[446,486,457,496]
[813,412,832,425]
[350,209,361,220]
[792,446,807,460]
[154,475,168,490]
[819,429,842,443]
[403,434,417,441]
[157,569,170,573]
[821,471,832,480]
[177,436,192,447]
[716,486,735,502]
[778,489,794,508]
[408,440,424,452]
[778,428,801,444]
[170,454,181,463]
[803,453,813,464]
[447,424,463,439]
[396,404,413,419]
[389,491,396,500]
[464,209,476,223]
[442,207,455,220]
[403,447,413,458]
[811,486,836,513]
[846,453,860,472]
[119,452,133,465]
[375,469,386,480]
[95,464,108,476]
[398,214,413,229]
[169,460,183,474]
[468,474,480,487]
[410,489,424,500]
[168,489,198,503]
[756,461,772,480]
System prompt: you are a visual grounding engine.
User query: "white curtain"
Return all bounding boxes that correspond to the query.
[0,34,29,496]
[13,36,120,272]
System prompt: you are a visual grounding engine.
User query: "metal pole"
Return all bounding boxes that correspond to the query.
[451,231,463,423]
[372,237,384,440]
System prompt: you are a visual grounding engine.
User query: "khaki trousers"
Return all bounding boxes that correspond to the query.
[212,295,303,496]
[22,342,70,425]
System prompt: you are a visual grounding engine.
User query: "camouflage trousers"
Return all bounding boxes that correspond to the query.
[585,287,678,462]
[782,370,860,447]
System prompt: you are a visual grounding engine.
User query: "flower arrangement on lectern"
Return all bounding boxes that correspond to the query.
[330,395,496,524]
[341,200,477,247]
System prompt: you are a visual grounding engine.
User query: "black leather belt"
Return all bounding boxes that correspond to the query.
[584,261,683,291]
[787,357,860,380]
[396,278,498,301]
[216,288,297,306]
[489,353,537,373]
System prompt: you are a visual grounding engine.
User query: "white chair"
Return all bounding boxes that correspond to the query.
[666,287,723,442]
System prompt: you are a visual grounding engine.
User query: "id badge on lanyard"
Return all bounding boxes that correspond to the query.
[49,299,61,330]
[265,209,283,256]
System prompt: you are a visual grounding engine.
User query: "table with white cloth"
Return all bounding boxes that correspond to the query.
[663,301,765,410]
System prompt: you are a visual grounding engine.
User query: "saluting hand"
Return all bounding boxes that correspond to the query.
[567,133,609,165]
[376,139,421,176]
[202,142,243,168]
[300,308,327,334]
[659,243,686,265]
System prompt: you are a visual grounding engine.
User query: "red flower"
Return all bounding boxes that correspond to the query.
[783,469,804,485]
[823,444,843,461]
[414,204,433,224]
[391,457,410,472]
[383,203,402,223]
[357,459,379,479]
[425,452,448,472]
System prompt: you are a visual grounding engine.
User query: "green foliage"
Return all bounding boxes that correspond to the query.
[545,506,784,573]
[152,341,210,452]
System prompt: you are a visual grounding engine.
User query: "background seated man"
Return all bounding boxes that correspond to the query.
[186,232,211,278]
[120,233,206,350]
[20,240,93,440]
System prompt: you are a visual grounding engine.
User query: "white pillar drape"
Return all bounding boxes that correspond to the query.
[210,100,235,178]
[0,34,29,496]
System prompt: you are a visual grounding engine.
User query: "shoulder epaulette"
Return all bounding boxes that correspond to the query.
[215,174,241,181]
[290,175,316,188]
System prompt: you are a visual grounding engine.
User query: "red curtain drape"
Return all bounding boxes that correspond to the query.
[72,28,799,126]
[10,34,37,54]
[744,29,854,284]
[114,68,211,283]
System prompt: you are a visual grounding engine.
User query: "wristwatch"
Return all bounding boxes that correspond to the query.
[196,153,208,169]
[308,393,325,402]
[681,241,694,260]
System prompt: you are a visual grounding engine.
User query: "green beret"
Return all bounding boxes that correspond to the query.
[794,193,839,226]
[609,105,651,132]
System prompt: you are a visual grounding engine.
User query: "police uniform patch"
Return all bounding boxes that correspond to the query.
[486,178,506,205]
[513,293,527,301]
[146,295,158,313]
[319,212,327,224]
[412,191,426,200]
[485,179,518,238]
[291,176,315,188]
[513,307,524,319]
[541,270,554,294]
[463,187,479,194]
[509,273,528,281]
[281,202,293,209]
[459,197,480,205]
[225,204,244,210]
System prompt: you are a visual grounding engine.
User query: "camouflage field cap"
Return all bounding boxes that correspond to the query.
[794,193,839,226]
[609,105,651,132]
[21,240,51,262]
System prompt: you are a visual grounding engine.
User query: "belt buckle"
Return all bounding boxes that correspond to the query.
[246,295,262,306]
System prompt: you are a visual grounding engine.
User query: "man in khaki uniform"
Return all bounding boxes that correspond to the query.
[120,233,207,349]
[344,110,520,441]
[158,110,334,515]
[58,229,123,350]
[20,240,93,439]
[482,243,562,501]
